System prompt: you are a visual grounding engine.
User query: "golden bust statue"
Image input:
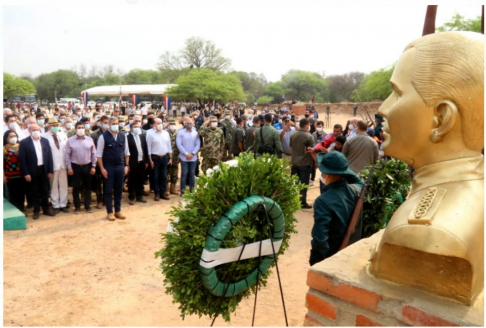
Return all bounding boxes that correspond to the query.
[368,31,484,305]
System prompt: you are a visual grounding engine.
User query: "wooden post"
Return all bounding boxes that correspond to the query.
[422,5,438,36]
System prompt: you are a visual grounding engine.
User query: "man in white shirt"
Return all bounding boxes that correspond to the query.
[180,105,186,117]
[96,116,130,221]
[20,117,36,140]
[146,118,172,201]
[3,113,23,136]
[141,104,148,117]
[172,105,178,118]
[42,118,69,213]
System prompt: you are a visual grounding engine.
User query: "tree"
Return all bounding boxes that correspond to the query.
[263,81,285,103]
[280,70,329,102]
[167,68,245,107]
[157,37,231,73]
[4,73,37,99]
[123,69,162,84]
[230,71,268,101]
[256,95,273,105]
[327,71,365,102]
[33,70,80,101]
[351,65,394,102]
[437,12,481,32]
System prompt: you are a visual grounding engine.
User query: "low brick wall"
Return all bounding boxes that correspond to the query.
[304,230,484,326]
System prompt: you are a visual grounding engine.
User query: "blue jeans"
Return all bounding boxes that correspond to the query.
[180,160,197,195]
[152,154,169,196]
[104,164,125,214]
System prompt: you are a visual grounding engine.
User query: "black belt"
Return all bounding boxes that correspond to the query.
[38,165,44,168]
[73,163,91,167]
[151,154,168,158]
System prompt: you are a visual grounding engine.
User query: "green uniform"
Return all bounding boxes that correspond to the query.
[167,129,179,184]
[310,173,363,266]
[220,119,235,161]
[67,129,76,138]
[253,124,283,158]
[199,125,224,173]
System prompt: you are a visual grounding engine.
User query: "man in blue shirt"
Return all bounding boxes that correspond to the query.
[176,117,201,196]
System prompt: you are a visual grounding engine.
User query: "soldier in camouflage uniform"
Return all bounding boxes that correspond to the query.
[165,119,180,196]
[199,116,224,174]
[220,110,235,161]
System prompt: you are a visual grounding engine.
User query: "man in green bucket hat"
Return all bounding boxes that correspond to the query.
[310,151,364,266]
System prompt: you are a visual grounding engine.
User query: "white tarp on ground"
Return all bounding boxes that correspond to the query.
[81,84,176,96]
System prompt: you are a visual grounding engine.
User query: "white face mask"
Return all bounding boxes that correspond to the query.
[119,123,125,128]
[211,122,218,128]
[320,175,327,185]
[156,124,163,131]
[31,131,41,139]
[169,125,176,131]
[143,119,148,124]
[8,123,16,130]
[9,137,17,144]
[316,127,323,133]
[129,120,134,125]
[77,129,85,136]
[65,123,72,130]
[225,115,230,120]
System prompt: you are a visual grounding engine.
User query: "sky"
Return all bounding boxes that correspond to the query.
[2,0,484,83]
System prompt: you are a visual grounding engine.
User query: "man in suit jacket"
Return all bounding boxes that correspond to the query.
[42,118,69,214]
[127,121,149,205]
[19,124,55,220]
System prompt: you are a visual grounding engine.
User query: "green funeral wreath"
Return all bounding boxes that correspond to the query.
[155,153,305,322]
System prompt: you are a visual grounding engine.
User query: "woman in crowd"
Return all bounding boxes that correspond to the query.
[342,120,351,137]
[3,130,25,213]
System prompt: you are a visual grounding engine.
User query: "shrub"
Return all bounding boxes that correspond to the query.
[155,153,304,322]
[358,158,411,238]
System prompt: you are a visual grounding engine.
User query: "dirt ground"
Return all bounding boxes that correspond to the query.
[3,110,373,327]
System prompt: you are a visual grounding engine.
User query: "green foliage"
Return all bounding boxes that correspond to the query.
[155,153,304,322]
[3,73,37,99]
[280,70,328,102]
[351,65,394,102]
[263,81,285,103]
[326,72,365,102]
[33,69,81,101]
[437,13,481,32]
[256,95,273,106]
[358,158,411,238]
[245,92,256,104]
[167,68,245,106]
[230,71,268,99]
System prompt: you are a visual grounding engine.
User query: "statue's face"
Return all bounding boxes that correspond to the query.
[377,48,435,165]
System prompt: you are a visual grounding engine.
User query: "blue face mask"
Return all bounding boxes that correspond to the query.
[103,124,109,130]
[186,124,193,130]
[111,125,119,132]
[133,128,141,135]
[84,124,90,130]
[37,119,44,125]
[60,119,65,123]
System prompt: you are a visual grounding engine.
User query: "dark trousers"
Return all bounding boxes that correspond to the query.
[129,161,146,200]
[311,159,316,181]
[93,166,104,203]
[180,160,197,195]
[72,163,92,209]
[7,178,25,212]
[28,166,50,214]
[146,165,155,191]
[152,155,169,196]
[291,165,311,205]
[104,164,125,214]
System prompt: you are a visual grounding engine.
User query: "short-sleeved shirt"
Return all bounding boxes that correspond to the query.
[289,130,314,167]
[232,126,245,155]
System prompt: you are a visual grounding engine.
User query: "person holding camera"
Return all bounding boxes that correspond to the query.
[253,113,282,159]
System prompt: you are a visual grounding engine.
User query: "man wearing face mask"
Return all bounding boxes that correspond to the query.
[127,121,149,205]
[18,124,55,220]
[4,114,23,136]
[20,117,37,141]
[43,118,69,214]
[220,110,235,161]
[176,117,200,196]
[310,151,363,266]
[346,117,359,140]
[96,117,130,220]
[65,122,97,214]
[146,118,172,201]
[165,119,180,196]
[91,116,110,209]
[36,113,48,133]
[199,116,224,173]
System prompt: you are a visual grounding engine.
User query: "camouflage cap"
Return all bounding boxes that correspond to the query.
[118,115,126,121]
[224,110,231,115]
[210,116,218,122]
[168,119,176,124]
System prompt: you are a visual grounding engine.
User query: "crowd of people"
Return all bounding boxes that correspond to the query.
[3,101,385,223]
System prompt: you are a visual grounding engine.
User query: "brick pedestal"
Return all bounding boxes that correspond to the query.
[304,230,484,326]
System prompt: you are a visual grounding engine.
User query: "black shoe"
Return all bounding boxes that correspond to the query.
[161,195,170,200]
[44,209,56,216]
[27,204,33,209]
[136,197,147,203]
[302,203,313,209]
[129,199,135,205]
[54,208,60,214]
[33,213,40,220]
[60,207,70,213]
[74,207,81,214]
[86,207,93,213]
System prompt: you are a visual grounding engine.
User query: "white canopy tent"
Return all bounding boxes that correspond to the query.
[81,84,176,96]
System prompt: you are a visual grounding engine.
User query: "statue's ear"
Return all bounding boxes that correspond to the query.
[430,100,458,143]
